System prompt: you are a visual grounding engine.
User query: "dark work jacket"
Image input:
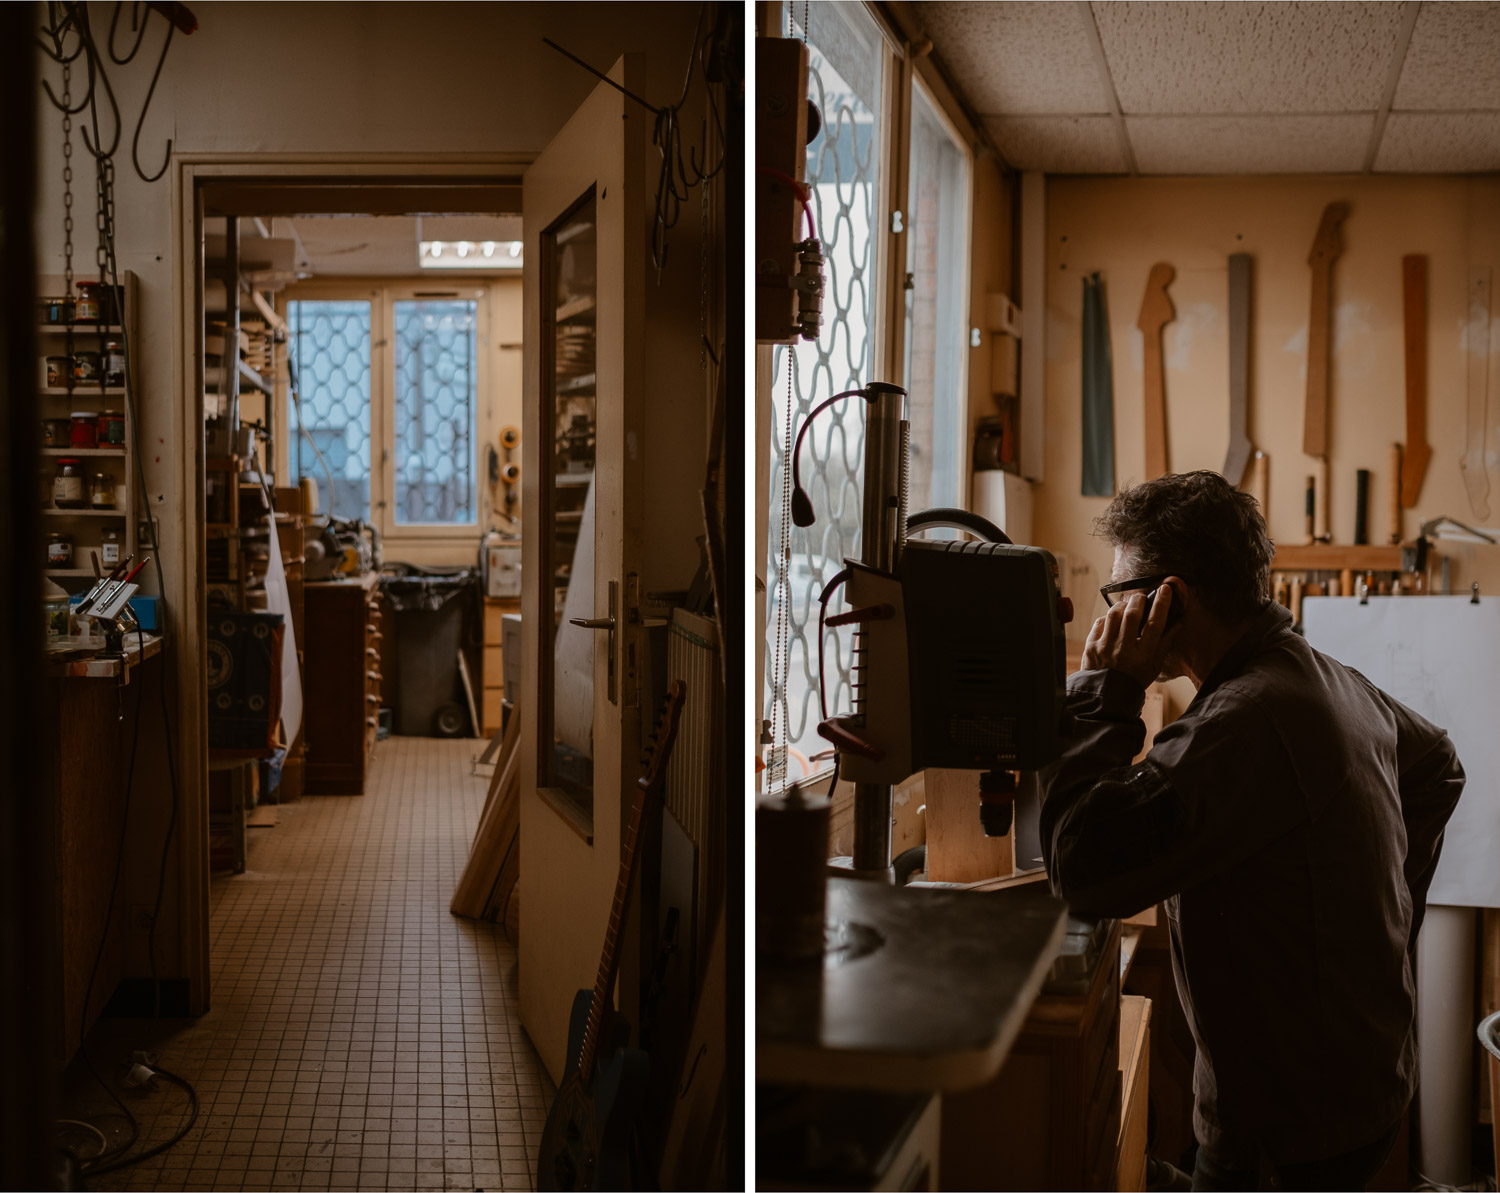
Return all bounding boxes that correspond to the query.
[1038,601,1464,1165]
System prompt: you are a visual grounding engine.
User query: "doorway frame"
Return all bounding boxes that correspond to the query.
[169,155,531,1012]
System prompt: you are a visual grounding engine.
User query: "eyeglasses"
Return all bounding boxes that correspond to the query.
[1098,573,1190,608]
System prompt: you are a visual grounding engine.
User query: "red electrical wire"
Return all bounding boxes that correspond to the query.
[757,167,817,242]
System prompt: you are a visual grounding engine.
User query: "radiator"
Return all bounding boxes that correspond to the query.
[664,608,724,976]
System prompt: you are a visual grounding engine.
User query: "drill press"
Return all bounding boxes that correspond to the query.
[789,382,1073,878]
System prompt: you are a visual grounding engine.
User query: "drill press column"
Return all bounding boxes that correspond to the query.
[850,386,908,876]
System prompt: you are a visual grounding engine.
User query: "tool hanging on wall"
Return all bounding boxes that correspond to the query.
[1389,442,1404,544]
[1355,468,1371,545]
[1245,449,1270,516]
[1224,253,1254,487]
[1137,263,1176,479]
[1401,254,1432,509]
[1081,272,1115,496]
[499,425,520,516]
[1304,202,1349,541]
[1462,267,1492,521]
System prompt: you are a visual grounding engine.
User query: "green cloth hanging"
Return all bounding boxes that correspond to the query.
[1081,271,1115,497]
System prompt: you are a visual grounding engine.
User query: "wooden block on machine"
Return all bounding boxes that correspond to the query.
[924,768,1011,884]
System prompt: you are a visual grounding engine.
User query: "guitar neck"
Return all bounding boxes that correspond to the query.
[576,779,649,1083]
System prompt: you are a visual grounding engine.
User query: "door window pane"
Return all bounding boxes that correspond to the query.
[764,1,886,788]
[287,300,372,522]
[543,192,598,818]
[904,81,971,525]
[392,300,478,525]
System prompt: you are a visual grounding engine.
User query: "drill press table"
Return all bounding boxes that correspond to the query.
[757,877,1068,1090]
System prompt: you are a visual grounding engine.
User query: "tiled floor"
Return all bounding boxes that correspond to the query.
[62,736,553,1192]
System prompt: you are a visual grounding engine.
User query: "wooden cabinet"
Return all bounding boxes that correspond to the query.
[304,573,382,794]
[940,918,1123,1190]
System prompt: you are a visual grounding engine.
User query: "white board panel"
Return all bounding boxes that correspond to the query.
[1302,595,1500,908]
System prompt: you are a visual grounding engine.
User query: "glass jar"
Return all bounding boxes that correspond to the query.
[69,412,99,448]
[47,532,74,569]
[101,528,122,566]
[73,351,100,384]
[102,340,126,387]
[98,411,125,446]
[53,458,87,508]
[41,418,70,447]
[73,282,102,322]
[44,355,70,388]
[42,296,75,324]
[90,471,115,509]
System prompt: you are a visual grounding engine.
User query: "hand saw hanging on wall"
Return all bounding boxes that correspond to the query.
[1138,263,1176,480]
[1304,202,1349,541]
[1223,253,1255,487]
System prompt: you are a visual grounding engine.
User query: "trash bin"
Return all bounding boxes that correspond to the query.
[380,566,480,737]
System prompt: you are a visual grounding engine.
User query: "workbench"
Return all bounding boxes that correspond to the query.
[44,631,162,680]
[757,877,1069,1091]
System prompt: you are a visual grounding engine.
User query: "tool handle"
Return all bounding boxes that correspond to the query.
[1355,469,1370,545]
[1389,443,1402,544]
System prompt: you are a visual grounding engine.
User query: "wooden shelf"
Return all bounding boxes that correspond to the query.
[41,447,127,457]
[44,567,101,577]
[42,508,128,518]
[38,324,124,335]
[39,388,125,398]
[1271,543,1408,572]
[556,372,596,394]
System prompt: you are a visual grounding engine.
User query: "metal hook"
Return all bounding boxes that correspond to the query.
[1358,578,1370,606]
[130,20,175,182]
[109,0,152,64]
[1471,582,1481,605]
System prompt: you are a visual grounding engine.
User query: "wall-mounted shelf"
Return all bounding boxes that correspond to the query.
[41,447,127,458]
[556,372,596,394]
[556,295,596,323]
[1271,544,1407,572]
[39,387,127,398]
[38,324,124,335]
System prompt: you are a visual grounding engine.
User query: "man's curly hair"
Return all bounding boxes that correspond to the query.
[1095,470,1274,623]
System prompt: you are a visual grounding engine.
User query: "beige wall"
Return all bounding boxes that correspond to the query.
[1033,174,1500,664]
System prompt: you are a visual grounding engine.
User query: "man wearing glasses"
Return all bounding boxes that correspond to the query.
[1039,470,1463,1192]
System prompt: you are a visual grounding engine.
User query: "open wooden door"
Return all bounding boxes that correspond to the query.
[519,57,648,1082]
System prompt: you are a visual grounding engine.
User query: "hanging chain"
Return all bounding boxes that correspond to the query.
[61,60,75,297]
[801,0,809,41]
[769,349,795,792]
[95,146,112,288]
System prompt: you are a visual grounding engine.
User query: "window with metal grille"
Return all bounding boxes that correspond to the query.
[392,300,478,525]
[287,299,372,523]
[764,1,887,787]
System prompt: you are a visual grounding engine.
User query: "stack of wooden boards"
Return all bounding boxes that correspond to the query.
[450,710,522,938]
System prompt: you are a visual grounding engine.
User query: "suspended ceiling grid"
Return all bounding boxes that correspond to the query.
[918,1,1500,174]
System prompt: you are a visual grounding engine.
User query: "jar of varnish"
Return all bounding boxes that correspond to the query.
[69,412,99,448]
[44,356,70,387]
[102,341,126,387]
[47,532,74,569]
[73,282,102,322]
[98,411,125,446]
[101,528,122,567]
[90,472,115,509]
[53,458,87,509]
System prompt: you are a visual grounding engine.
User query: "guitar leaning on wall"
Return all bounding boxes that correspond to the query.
[537,679,687,1191]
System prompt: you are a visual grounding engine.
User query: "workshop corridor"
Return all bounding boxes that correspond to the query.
[71,737,552,1192]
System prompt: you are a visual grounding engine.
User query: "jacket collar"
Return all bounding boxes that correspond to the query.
[1192,601,1294,706]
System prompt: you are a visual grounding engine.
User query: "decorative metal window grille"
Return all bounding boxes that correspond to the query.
[393,300,477,525]
[765,3,885,787]
[287,300,372,523]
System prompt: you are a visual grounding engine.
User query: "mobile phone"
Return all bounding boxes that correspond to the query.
[1138,583,1185,633]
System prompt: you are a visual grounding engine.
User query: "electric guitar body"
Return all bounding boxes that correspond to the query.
[535,681,686,1192]
[538,990,649,1191]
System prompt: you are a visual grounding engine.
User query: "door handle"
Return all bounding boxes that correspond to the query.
[567,580,618,704]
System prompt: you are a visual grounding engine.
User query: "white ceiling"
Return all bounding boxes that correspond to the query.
[919,1,1500,175]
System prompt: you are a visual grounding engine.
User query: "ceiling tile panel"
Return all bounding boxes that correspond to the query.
[1391,2,1500,110]
[924,2,1111,115]
[1127,114,1373,174]
[1093,1,1406,114]
[1374,113,1500,171]
[984,115,1128,173]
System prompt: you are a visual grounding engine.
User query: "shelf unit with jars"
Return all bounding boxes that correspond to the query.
[38,271,139,586]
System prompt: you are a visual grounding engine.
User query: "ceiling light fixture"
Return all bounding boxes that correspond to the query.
[482,241,496,257]
[508,241,522,258]
[419,239,522,270]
